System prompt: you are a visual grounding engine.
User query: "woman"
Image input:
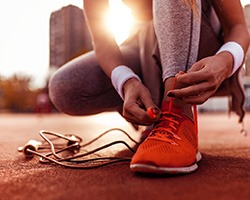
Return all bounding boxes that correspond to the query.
[49,0,249,174]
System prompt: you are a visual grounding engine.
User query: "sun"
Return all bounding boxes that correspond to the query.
[106,0,134,45]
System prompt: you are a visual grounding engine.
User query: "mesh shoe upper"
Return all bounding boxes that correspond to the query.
[131,102,198,168]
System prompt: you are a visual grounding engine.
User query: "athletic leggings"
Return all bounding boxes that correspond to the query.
[49,0,222,116]
[153,0,201,80]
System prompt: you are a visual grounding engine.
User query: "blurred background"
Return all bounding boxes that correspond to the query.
[0,0,249,113]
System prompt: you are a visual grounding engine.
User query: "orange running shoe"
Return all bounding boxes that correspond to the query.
[130,101,198,174]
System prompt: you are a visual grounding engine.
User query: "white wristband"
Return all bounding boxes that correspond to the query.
[216,41,244,76]
[111,65,141,100]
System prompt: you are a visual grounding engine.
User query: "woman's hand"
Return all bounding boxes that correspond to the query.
[122,78,160,125]
[167,52,234,104]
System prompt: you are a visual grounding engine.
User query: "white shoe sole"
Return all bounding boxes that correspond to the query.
[196,151,202,162]
[130,152,202,175]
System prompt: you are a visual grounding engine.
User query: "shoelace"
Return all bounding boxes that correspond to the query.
[169,76,198,135]
[150,111,182,145]
[170,77,198,138]
[149,77,198,146]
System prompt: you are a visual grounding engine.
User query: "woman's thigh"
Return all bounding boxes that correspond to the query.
[49,43,140,116]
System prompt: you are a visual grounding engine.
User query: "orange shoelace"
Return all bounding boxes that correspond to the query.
[169,77,198,136]
[150,111,182,145]
[150,77,198,146]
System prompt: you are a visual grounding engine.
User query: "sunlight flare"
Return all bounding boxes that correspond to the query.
[106,0,134,45]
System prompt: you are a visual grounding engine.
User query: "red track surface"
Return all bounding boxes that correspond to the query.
[0,112,249,200]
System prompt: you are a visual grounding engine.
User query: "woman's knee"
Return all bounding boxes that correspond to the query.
[48,67,76,114]
[48,53,118,115]
[48,53,96,114]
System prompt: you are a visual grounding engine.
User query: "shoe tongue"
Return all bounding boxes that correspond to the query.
[161,101,183,113]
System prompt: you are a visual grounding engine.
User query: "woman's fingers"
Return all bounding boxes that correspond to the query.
[182,89,215,104]
[168,57,227,104]
[123,104,155,126]
[122,79,160,125]
[168,81,217,99]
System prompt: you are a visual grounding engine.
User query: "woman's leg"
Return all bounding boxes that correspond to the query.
[130,1,203,175]
[153,0,201,80]
[48,41,141,116]
[153,0,202,117]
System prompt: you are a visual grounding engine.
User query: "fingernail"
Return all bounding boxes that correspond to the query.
[167,92,175,97]
[175,71,184,77]
[153,107,161,118]
[153,107,160,115]
[147,107,157,119]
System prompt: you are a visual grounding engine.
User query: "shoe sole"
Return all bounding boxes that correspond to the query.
[130,152,202,175]
[130,163,198,174]
[196,151,202,162]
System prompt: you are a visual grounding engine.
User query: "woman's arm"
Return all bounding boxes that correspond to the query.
[168,0,250,104]
[212,0,250,76]
[83,0,160,125]
[83,0,125,77]
[123,0,152,21]
[213,0,249,53]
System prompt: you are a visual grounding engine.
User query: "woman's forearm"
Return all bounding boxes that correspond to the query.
[212,0,250,53]
[83,0,125,77]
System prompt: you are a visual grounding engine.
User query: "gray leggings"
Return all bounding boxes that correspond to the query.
[49,0,222,115]
[154,0,201,80]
